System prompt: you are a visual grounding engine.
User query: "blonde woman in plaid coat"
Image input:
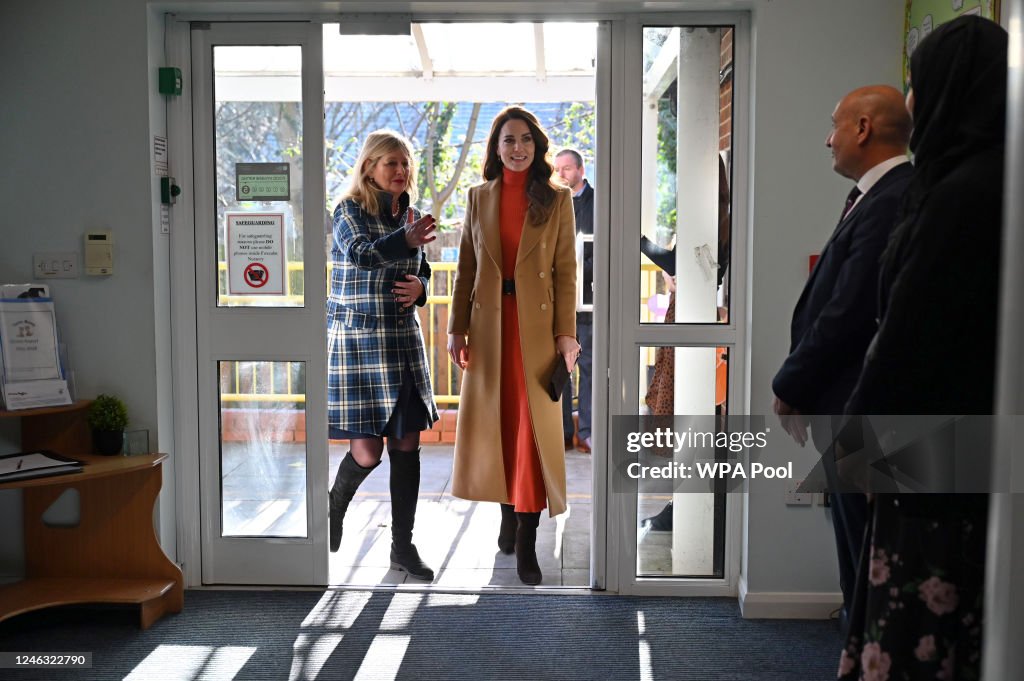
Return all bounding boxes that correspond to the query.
[327,130,439,580]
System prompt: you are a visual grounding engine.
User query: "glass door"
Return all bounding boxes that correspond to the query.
[607,15,748,595]
[191,22,327,584]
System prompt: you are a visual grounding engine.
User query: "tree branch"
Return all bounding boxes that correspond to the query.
[435,102,481,210]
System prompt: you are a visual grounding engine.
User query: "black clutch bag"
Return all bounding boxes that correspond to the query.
[547,355,574,401]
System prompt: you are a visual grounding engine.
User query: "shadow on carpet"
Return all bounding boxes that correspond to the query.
[0,590,843,680]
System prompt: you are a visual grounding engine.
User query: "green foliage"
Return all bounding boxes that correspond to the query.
[88,394,129,431]
[549,102,596,157]
[657,94,677,175]
[656,90,678,242]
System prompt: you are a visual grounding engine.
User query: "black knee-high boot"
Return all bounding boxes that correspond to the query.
[515,511,542,585]
[498,504,516,554]
[388,448,435,581]
[329,452,377,553]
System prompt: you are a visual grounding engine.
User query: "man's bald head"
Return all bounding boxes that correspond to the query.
[841,85,912,147]
[827,85,912,180]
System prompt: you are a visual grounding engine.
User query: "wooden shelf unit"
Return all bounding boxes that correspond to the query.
[0,401,183,629]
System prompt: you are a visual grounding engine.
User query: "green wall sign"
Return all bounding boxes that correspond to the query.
[236,162,291,202]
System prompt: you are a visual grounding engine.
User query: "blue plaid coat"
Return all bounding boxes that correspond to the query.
[327,194,439,435]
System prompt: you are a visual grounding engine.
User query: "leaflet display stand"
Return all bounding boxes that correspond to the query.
[0,401,183,629]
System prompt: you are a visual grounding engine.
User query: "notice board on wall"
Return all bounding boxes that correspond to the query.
[904,1,1002,90]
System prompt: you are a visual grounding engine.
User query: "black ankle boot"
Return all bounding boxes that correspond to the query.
[498,503,516,554]
[329,452,376,553]
[515,512,542,585]
[388,449,435,581]
[641,501,673,532]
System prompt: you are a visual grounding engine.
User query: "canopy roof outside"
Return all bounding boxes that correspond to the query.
[214,22,599,102]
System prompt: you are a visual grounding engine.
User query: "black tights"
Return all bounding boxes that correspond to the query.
[350,432,421,468]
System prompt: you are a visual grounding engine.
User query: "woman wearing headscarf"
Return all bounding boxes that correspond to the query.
[838,16,1007,680]
[327,130,440,580]
[447,106,579,585]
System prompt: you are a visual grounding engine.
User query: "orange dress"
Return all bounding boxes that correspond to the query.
[499,167,546,512]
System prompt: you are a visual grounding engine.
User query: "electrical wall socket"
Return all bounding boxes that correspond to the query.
[33,252,79,278]
[785,480,814,506]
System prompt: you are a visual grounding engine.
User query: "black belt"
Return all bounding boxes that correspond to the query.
[502,279,515,296]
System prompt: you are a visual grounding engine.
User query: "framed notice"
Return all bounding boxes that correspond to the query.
[0,298,62,382]
[0,289,71,410]
[226,213,286,295]
[904,1,1001,89]
[236,162,290,202]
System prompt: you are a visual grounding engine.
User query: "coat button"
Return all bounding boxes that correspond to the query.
[398,320,405,326]
[538,272,545,278]
[540,303,548,310]
[474,302,481,309]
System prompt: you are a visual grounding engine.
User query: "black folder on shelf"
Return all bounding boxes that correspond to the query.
[0,450,83,482]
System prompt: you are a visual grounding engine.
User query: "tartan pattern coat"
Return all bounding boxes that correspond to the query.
[327,194,439,435]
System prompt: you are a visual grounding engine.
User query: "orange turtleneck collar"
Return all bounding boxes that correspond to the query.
[502,166,529,187]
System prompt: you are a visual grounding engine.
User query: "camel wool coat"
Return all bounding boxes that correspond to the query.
[448,177,577,516]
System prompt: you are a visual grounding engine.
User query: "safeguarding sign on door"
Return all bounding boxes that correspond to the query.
[226,213,286,295]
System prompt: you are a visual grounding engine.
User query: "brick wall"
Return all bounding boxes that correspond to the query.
[220,407,460,445]
[720,28,733,154]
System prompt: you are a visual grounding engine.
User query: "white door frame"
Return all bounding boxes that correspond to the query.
[604,12,750,597]
[167,9,749,593]
[170,19,328,585]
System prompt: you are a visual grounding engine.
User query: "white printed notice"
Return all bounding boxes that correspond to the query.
[226,213,286,295]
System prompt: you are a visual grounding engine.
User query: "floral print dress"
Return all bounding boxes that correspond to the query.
[838,495,987,681]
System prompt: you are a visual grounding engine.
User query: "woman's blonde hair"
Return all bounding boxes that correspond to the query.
[342,129,418,216]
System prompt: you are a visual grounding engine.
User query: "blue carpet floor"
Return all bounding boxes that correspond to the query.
[0,589,843,680]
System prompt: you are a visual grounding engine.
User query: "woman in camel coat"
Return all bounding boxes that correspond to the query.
[448,106,578,585]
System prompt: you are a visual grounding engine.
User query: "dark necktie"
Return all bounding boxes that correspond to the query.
[839,186,862,222]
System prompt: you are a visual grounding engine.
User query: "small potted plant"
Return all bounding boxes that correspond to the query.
[88,394,129,455]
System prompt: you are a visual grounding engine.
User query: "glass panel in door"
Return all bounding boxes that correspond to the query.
[637,346,728,578]
[639,26,733,325]
[219,360,307,538]
[214,45,305,308]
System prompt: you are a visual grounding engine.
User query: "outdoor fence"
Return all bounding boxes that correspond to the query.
[217,262,665,409]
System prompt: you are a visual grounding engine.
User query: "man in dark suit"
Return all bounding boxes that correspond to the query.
[555,149,595,453]
[772,85,913,627]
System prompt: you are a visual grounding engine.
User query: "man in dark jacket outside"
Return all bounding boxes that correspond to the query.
[772,85,913,630]
[555,149,594,453]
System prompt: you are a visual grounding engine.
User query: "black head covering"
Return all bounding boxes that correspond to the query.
[881,16,1008,274]
[908,15,1008,172]
[844,17,1008,423]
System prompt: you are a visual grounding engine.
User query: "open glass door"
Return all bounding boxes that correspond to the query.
[319,19,603,588]
[191,22,327,584]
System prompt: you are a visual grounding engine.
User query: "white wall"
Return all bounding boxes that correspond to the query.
[743,0,906,612]
[0,0,163,576]
[0,0,904,607]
